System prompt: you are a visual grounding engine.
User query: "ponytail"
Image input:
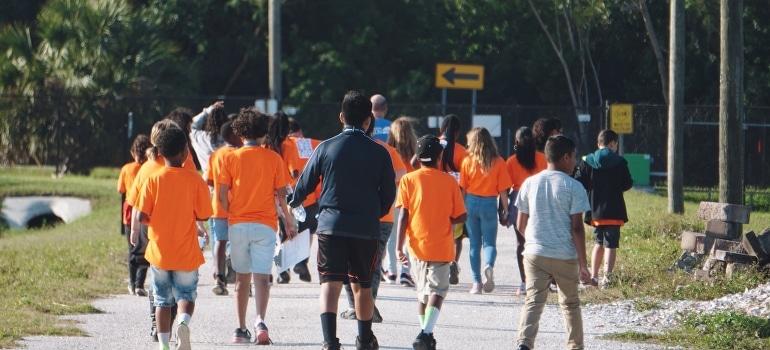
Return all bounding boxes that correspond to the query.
[440,114,461,172]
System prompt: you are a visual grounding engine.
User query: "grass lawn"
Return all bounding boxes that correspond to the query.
[1,167,770,348]
[0,167,126,348]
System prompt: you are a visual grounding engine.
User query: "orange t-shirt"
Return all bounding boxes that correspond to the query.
[218,145,291,230]
[136,166,213,271]
[118,161,142,225]
[207,145,237,219]
[396,167,466,262]
[126,154,197,207]
[376,139,407,223]
[117,162,142,194]
[506,151,547,191]
[460,156,512,197]
[289,136,323,206]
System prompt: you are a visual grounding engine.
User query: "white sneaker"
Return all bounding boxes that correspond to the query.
[483,266,495,293]
[175,323,191,350]
[469,282,483,294]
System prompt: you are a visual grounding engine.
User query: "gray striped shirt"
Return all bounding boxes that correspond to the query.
[515,170,590,260]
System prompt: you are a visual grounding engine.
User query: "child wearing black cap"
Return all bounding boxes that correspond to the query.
[395,135,467,350]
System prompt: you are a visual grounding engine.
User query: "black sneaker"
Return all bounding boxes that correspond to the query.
[213,274,228,295]
[322,338,342,350]
[356,334,379,350]
[517,345,531,350]
[255,322,272,345]
[412,331,433,350]
[449,262,459,285]
[400,273,416,287]
[294,263,312,282]
[277,271,291,284]
[232,327,252,343]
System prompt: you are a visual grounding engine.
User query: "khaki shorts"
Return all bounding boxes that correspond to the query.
[412,258,450,303]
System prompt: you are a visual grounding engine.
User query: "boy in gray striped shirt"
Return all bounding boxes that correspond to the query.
[514,135,591,350]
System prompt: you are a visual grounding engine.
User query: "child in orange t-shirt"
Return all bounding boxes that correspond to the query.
[396,135,466,350]
[504,126,547,295]
[459,127,512,295]
[136,127,213,350]
[206,121,242,296]
[117,134,152,296]
[217,107,297,345]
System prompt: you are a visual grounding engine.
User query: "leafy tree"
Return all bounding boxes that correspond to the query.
[0,0,184,173]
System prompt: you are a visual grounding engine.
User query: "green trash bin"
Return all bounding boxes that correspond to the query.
[623,153,650,186]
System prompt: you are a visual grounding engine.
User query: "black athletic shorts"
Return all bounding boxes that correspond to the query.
[594,225,621,249]
[316,234,379,288]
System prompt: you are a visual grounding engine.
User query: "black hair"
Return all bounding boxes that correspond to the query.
[232,107,270,140]
[365,114,375,137]
[265,111,289,156]
[514,127,537,172]
[219,121,235,142]
[130,134,152,164]
[288,117,302,134]
[598,129,619,146]
[341,90,372,128]
[532,117,563,152]
[156,127,188,159]
[165,107,193,132]
[440,114,461,172]
[545,135,575,164]
[227,113,238,121]
[205,106,229,146]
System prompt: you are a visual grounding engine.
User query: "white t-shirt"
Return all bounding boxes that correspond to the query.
[515,169,590,260]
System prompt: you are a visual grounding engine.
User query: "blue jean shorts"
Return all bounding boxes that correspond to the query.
[229,223,277,274]
[210,218,229,241]
[150,266,199,307]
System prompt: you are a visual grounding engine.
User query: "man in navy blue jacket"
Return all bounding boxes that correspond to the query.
[290,90,396,350]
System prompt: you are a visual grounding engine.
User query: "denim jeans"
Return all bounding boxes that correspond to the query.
[464,194,499,283]
[384,208,409,275]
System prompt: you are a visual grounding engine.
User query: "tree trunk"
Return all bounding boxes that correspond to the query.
[639,0,669,104]
[719,0,745,205]
[667,0,684,214]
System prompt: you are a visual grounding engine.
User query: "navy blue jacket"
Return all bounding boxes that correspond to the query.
[289,126,396,239]
[573,148,634,223]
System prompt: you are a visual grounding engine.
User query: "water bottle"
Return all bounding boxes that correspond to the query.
[285,186,306,222]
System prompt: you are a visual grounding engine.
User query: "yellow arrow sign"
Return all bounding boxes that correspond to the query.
[435,63,484,90]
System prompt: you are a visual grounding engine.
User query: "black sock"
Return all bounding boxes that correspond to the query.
[320,312,337,343]
[358,318,373,343]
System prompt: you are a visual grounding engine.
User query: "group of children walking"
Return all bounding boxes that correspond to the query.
[117,92,633,350]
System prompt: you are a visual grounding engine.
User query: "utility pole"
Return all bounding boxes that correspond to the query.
[667,0,684,213]
[268,0,281,103]
[719,0,744,205]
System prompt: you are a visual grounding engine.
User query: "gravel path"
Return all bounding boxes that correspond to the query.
[18,225,672,350]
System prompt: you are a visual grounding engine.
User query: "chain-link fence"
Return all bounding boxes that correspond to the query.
[1,94,768,188]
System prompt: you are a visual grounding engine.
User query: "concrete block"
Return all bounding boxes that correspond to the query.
[742,231,770,265]
[711,249,757,265]
[757,228,770,254]
[704,220,742,240]
[726,262,751,277]
[693,269,713,281]
[711,238,748,255]
[697,202,751,224]
[681,231,714,254]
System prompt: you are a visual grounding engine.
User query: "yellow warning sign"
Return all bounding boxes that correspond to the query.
[610,104,634,134]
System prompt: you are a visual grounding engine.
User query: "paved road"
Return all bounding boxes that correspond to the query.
[19,225,664,349]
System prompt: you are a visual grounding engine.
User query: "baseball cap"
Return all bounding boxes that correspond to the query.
[416,135,443,162]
